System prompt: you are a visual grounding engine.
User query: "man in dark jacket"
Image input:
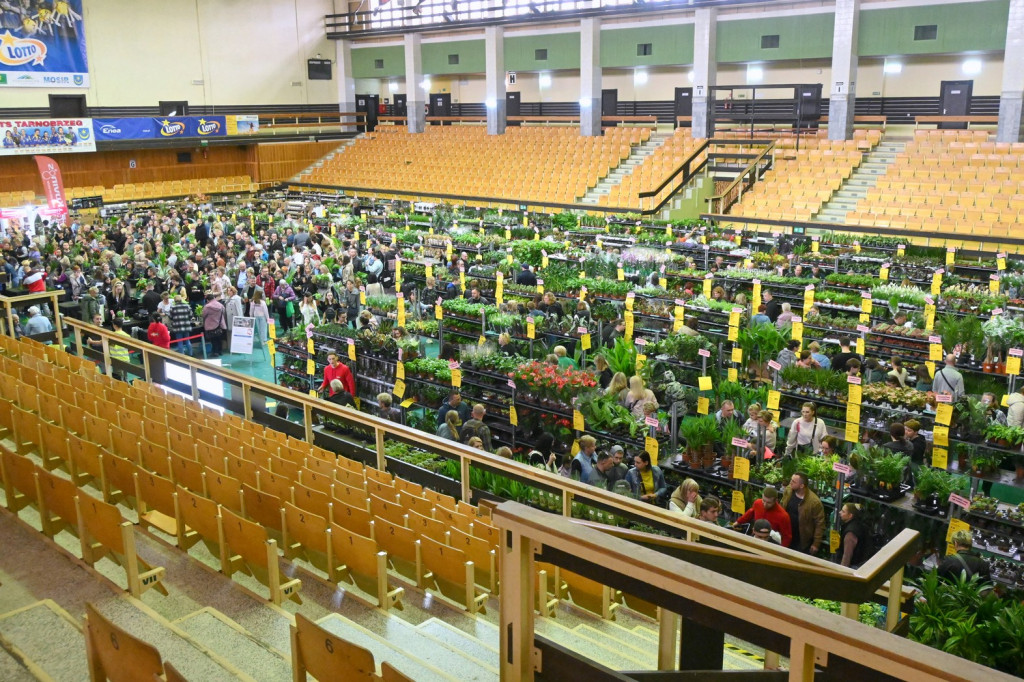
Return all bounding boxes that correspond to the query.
[515,263,537,286]
[435,391,472,427]
[780,472,826,554]
[764,289,782,323]
[938,530,991,583]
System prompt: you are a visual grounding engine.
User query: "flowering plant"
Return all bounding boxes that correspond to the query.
[511,361,598,405]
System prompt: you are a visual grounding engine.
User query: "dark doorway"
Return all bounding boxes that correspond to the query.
[393,93,407,117]
[49,94,87,118]
[674,87,693,127]
[158,101,189,116]
[506,91,521,117]
[429,92,452,119]
[601,89,618,118]
[939,80,973,130]
[356,94,379,132]
[794,83,823,129]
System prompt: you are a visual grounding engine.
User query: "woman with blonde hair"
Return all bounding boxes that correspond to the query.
[437,409,461,441]
[621,375,658,419]
[605,371,628,398]
[669,478,702,516]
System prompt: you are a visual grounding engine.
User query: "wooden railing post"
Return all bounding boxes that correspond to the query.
[657,608,679,670]
[375,427,386,471]
[460,456,471,503]
[499,529,535,682]
[787,640,816,681]
[886,567,904,632]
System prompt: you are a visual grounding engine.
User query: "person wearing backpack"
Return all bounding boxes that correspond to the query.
[460,403,493,451]
[938,530,992,583]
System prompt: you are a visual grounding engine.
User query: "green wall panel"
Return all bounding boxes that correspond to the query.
[352,45,405,78]
[505,33,580,71]
[422,39,486,75]
[600,25,694,67]
[859,1,1008,56]
[717,14,835,63]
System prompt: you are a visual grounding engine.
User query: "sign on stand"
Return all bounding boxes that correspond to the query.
[230,317,255,355]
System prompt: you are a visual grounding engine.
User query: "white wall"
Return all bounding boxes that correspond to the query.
[3,0,337,109]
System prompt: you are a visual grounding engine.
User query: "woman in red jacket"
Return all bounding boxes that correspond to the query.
[146,313,171,383]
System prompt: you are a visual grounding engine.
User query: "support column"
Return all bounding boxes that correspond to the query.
[485,26,506,135]
[335,39,356,120]
[405,33,425,133]
[692,8,717,140]
[998,0,1024,142]
[828,0,860,141]
[579,17,602,137]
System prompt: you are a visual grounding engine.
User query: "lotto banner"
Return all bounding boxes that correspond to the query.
[0,0,89,88]
[152,116,227,139]
[0,118,95,156]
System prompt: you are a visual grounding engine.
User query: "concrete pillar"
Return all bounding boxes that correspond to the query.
[692,9,717,140]
[998,0,1024,142]
[485,26,506,135]
[579,17,602,137]
[828,0,859,141]
[405,33,425,134]
[335,40,356,119]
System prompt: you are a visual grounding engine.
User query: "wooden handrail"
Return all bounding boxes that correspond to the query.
[637,139,711,200]
[494,501,1016,682]
[708,141,776,213]
[0,291,65,345]
[915,115,998,125]
[260,112,364,119]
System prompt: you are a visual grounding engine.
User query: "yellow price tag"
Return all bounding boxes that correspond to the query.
[509,406,518,426]
[732,457,750,481]
[393,379,406,398]
[360,289,367,305]
[946,519,970,544]
[703,277,712,299]
[617,267,624,281]
[846,403,860,425]
[931,272,942,296]
[751,281,761,307]
[523,215,529,227]
[347,343,356,362]
[625,295,634,312]
[425,264,433,279]
[698,376,712,391]
[645,437,659,465]
[933,425,949,447]
[990,276,1000,295]
[269,323,277,340]
[571,439,580,456]
[506,252,513,265]
[1007,355,1022,376]
[573,410,585,431]
[636,353,646,371]
[446,242,453,258]
[845,422,860,442]
[697,397,709,414]
[728,326,738,342]
[767,391,780,410]
[727,368,738,382]
[830,529,840,553]
[731,490,746,514]
[435,304,443,320]
[935,403,953,426]
[861,297,873,313]
[932,447,948,469]
[400,398,414,408]
[309,389,318,398]
[879,266,889,282]
[925,361,935,378]
[450,368,462,387]
[803,288,814,311]
[396,361,405,380]
[731,347,743,364]
[811,239,819,253]
[998,256,1006,271]
[505,228,511,241]
[306,337,315,353]
[929,344,943,362]
[266,339,276,357]
[306,359,316,375]
[790,320,803,343]
[848,384,862,405]
[478,335,486,346]
[924,304,935,330]
[946,248,955,266]
[659,276,668,289]
[729,311,741,328]
[897,244,905,257]
[581,333,591,350]
[624,319,633,341]
[527,322,535,339]
[856,338,865,355]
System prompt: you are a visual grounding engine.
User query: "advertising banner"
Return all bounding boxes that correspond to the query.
[34,155,68,223]
[0,118,95,156]
[229,317,255,355]
[190,115,226,138]
[153,117,190,139]
[94,118,157,141]
[0,0,88,88]
[228,115,260,136]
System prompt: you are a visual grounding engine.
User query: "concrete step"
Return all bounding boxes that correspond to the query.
[374,615,498,680]
[0,642,36,682]
[173,608,292,682]
[573,623,656,667]
[534,617,649,671]
[91,596,251,682]
[416,618,499,668]
[0,600,87,682]
[315,614,462,682]
[632,625,660,645]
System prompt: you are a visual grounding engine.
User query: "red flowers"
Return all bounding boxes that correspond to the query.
[512,361,598,405]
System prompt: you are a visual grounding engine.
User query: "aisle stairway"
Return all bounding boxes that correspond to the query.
[292,136,362,182]
[812,138,907,224]
[579,131,674,205]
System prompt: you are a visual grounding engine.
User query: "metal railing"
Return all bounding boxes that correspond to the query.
[707,140,776,214]
[493,501,1014,681]
[637,139,711,213]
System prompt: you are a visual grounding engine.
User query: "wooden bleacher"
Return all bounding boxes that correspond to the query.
[84,602,166,682]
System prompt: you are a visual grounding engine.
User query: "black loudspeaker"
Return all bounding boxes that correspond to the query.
[794,84,822,122]
[49,94,87,117]
[159,101,189,116]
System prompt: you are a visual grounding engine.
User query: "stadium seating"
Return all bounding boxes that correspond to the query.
[299,125,651,204]
[64,175,257,204]
[598,127,706,207]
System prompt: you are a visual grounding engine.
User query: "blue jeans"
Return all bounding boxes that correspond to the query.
[172,330,193,355]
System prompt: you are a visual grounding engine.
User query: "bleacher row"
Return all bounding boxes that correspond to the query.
[597,127,705,207]
[301,125,650,205]
[729,138,871,222]
[77,175,258,203]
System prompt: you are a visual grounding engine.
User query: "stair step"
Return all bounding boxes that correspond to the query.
[0,643,36,682]
[632,625,660,645]
[535,617,649,671]
[92,597,250,682]
[315,614,463,682]
[417,619,499,667]
[573,623,656,666]
[0,601,87,682]
[373,616,498,678]
[173,609,292,682]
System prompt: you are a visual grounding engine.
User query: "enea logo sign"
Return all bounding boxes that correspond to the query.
[0,31,46,67]
[196,118,221,136]
[159,119,186,137]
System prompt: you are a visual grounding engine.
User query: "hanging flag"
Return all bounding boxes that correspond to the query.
[34,156,69,223]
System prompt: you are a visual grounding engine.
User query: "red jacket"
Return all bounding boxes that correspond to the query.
[147,322,171,349]
[254,274,276,299]
[320,361,355,396]
[736,499,792,547]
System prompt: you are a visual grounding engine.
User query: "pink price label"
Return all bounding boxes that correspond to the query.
[993,308,1004,315]
[936,394,952,403]
[929,336,942,344]
[1010,348,1023,357]
[991,274,1000,281]
[811,236,820,241]
[947,246,955,252]
[448,360,460,370]
[698,349,711,357]
[792,316,801,323]
[936,269,945,276]
[507,379,516,389]
[645,416,660,427]
[396,292,404,299]
[577,327,588,334]
[731,437,750,448]
[705,273,714,279]
[949,494,970,510]
[627,292,635,298]
[999,252,1007,258]
[768,360,782,371]
[347,338,355,346]
[833,462,854,476]
[359,286,366,292]
[526,316,534,324]
[618,262,623,268]
[856,325,870,333]
[732,307,744,313]
[436,297,442,305]
[753,279,761,285]
[897,244,905,249]
[660,265,666,273]
[847,376,862,385]
[635,338,647,346]
[537,279,544,285]
[925,296,934,305]
[861,291,872,298]
[675,299,686,306]
[805,284,814,291]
